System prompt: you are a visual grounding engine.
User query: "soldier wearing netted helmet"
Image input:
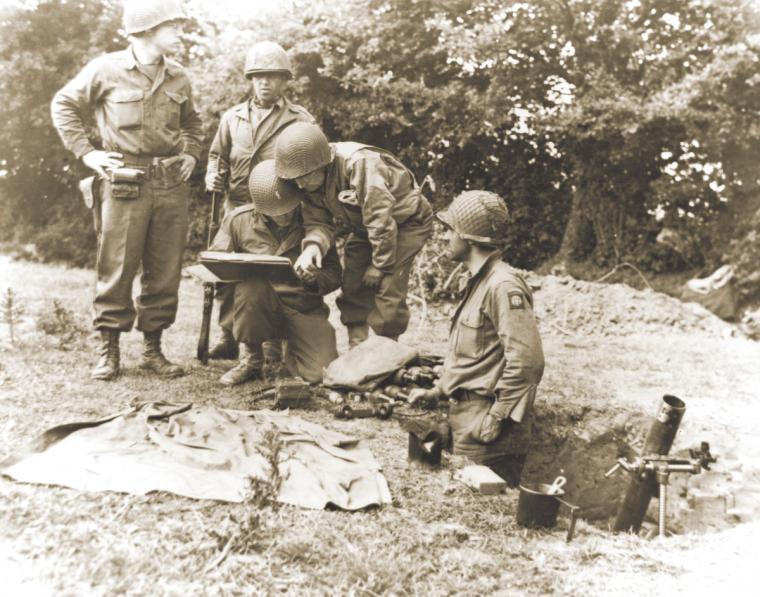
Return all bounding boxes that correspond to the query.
[274,122,433,348]
[208,160,340,386]
[51,0,203,381]
[408,191,545,487]
[204,41,315,361]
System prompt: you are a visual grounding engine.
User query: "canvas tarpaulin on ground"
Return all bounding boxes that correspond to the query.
[0,402,392,510]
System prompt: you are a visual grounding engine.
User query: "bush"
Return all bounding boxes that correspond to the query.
[726,207,760,305]
[406,222,469,302]
[30,199,98,268]
[36,299,88,350]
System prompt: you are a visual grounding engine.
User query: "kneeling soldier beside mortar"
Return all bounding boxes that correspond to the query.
[408,191,545,486]
[274,123,433,348]
[209,160,341,386]
[50,0,203,381]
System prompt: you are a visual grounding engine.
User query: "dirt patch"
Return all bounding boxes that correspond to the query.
[521,404,644,522]
[529,274,736,338]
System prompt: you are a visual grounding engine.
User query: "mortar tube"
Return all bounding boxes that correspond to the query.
[612,394,686,533]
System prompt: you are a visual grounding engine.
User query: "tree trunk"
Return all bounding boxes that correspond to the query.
[557,190,595,261]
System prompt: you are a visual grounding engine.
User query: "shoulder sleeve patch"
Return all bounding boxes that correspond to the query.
[508,291,525,310]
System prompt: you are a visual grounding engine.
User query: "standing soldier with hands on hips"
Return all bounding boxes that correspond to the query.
[204,41,315,361]
[51,0,203,381]
[408,192,545,486]
[274,123,433,348]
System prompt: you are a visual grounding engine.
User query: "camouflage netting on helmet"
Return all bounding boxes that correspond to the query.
[248,160,302,216]
[437,190,509,245]
[274,122,332,179]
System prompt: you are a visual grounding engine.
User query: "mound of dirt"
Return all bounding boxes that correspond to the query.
[530,274,734,338]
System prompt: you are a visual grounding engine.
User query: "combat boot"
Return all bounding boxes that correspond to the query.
[220,343,263,386]
[209,327,239,360]
[140,330,185,378]
[91,329,120,381]
[347,323,369,349]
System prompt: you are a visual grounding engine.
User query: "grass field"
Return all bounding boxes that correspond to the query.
[1,255,759,596]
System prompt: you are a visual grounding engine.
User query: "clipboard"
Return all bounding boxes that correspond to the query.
[197,251,300,284]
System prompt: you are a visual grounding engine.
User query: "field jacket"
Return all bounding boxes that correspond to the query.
[51,47,203,160]
[210,205,341,313]
[438,253,545,423]
[207,97,314,206]
[302,142,430,272]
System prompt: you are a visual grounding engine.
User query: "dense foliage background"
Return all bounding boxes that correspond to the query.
[1,0,759,302]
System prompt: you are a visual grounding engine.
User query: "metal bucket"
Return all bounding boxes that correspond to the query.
[516,477,579,542]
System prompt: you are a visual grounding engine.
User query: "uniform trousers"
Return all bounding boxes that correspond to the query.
[94,173,188,332]
[232,277,338,382]
[449,396,534,487]
[336,202,433,337]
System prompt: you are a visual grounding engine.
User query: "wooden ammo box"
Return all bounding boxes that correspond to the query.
[274,378,312,409]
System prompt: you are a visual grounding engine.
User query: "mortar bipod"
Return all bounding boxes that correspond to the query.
[605,442,716,537]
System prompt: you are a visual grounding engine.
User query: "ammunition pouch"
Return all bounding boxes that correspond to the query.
[109,167,144,200]
[110,182,141,199]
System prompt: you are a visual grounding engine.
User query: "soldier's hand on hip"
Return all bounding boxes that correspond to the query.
[361,265,385,290]
[478,413,502,444]
[179,154,197,181]
[205,169,226,193]
[83,150,124,179]
[295,243,323,273]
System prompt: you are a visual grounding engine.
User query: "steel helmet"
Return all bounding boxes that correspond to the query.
[249,160,303,216]
[437,190,509,245]
[244,41,293,79]
[123,0,186,35]
[274,122,332,180]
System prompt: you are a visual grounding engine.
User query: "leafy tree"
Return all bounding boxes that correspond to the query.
[2,0,760,303]
[283,0,572,267]
[0,0,124,265]
[430,0,760,271]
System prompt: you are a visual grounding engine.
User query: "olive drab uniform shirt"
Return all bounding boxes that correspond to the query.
[301,143,429,273]
[209,205,342,312]
[438,253,545,422]
[51,48,203,160]
[207,98,315,206]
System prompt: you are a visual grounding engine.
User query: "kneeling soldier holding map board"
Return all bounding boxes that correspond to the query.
[200,160,341,385]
